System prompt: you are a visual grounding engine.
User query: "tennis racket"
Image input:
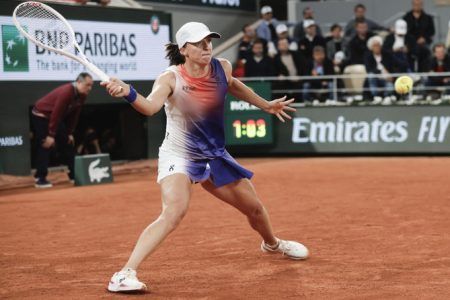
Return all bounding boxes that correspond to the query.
[13,1,110,82]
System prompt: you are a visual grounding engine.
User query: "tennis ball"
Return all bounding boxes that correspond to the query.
[395,75,413,94]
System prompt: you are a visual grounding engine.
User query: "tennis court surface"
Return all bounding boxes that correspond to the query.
[1,157,450,299]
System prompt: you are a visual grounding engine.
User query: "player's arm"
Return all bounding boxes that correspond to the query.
[101,71,174,116]
[219,58,296,122]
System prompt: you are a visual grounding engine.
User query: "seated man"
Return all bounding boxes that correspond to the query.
[255,5,280,43]
[345,3,385,38]
[382,19,416,73]
[302,46,334,104]
[275,24,298,52]
[403,0,435,71]
[245,39,276,77]
[273,38,305,100]
[364,36,396,104]
[326,24,344,62]
[293,6,323,41]
[76,127,101,155]
[347,20,374,65]
[426,43,450,99]
[298,20,327,60]
[274,38,304,77]
[238,24,256,61]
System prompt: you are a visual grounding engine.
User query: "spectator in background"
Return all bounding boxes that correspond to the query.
[235,24,256,78]
[303,46,334,104]
[275,24,298,51]
[232,59,246,78]
[266,24,298,57]
[383,19,416,73]
[76,127,101,155]
[273,38,304,100]
[245,39,276,77]
[298,20,327,59]
[293,7,323,42]
[326,24,344,62]
[345,3,385,38]
[274,38,304,77]
[364,36,395,104]
[332,51,347,102]
[100,129,119,160]
[403,0,435,71]
[326,26,347,101]
[274,39,304,76]
[238,24,256,60]
[426,43,450,98]
[332,51,346,74]
[347,20,374,65]
[256,6,280,44]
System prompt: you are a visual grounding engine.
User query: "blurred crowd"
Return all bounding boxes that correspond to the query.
[234,0,450,105]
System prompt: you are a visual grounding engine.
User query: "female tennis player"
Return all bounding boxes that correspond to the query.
[102,22,309,293]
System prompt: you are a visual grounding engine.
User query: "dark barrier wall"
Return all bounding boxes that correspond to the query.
[0,81,167,176]
[0,1,170,175]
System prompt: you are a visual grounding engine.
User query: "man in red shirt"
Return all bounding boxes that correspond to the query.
[31,73,93,188]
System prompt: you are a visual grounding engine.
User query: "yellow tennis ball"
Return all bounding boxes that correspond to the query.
[395,75,413,94]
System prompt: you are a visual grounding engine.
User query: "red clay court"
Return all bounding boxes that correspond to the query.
[1,157,450,299]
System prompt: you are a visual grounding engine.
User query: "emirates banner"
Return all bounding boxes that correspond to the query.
[286,106,450,153]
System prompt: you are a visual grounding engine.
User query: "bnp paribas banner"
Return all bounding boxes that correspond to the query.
[0,16,170,81]
[284,106,450,153]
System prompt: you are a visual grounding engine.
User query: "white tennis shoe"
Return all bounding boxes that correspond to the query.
[107,268,147,293]
[261,238,309,260]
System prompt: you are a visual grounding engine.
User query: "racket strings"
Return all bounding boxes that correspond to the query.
[15,3,74,50]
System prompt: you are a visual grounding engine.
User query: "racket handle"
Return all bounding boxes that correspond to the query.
[86,62,110,82]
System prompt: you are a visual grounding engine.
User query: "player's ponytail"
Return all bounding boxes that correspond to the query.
[165,43,185,66]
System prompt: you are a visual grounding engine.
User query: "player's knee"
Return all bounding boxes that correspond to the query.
[161,202,188,230]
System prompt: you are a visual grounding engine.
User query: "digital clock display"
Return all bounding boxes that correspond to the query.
[233,119,266,138]
[224,81,274,146]
[225,112,273,145]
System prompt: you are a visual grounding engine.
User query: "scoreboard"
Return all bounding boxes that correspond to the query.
[225,82,274,145]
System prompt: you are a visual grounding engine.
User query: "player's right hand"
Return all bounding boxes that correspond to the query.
[264,96,296,123]
[101,78,130,98]
[42,136,55,149]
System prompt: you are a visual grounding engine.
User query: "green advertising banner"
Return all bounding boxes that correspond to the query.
[74,154,113,186]
[2,25,29,72]
[235,106,450,154]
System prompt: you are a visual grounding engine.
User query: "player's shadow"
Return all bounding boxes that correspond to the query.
[105,289,149,296]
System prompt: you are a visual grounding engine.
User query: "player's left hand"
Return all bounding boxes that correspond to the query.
[265,96,296,122]
[68,134,75,145]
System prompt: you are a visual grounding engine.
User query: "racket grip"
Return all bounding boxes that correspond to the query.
[86,62,110,82]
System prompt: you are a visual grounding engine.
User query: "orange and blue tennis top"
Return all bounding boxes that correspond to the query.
[160,58,253,186]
